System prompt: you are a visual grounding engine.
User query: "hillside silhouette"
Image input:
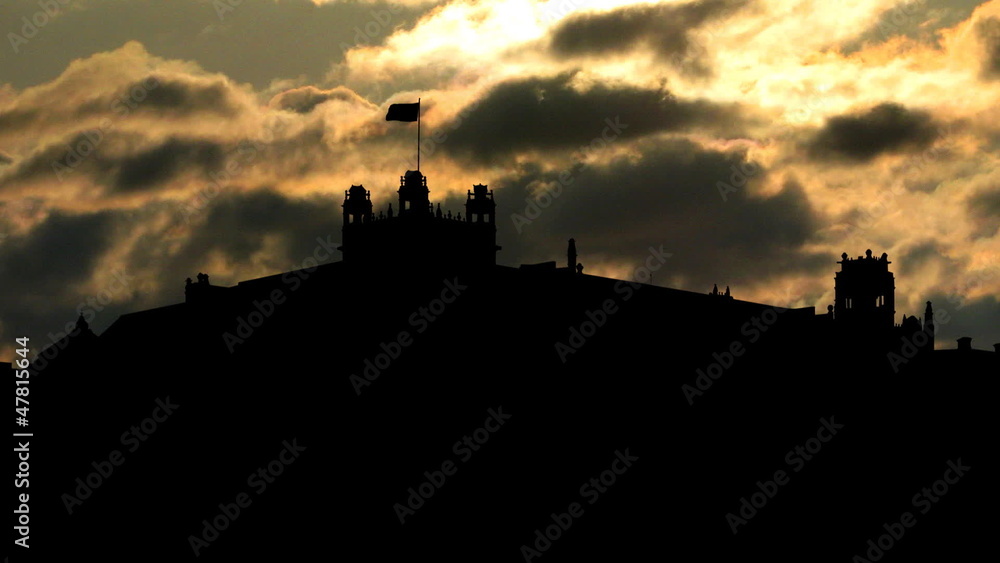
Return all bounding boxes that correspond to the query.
[24,169,998,562]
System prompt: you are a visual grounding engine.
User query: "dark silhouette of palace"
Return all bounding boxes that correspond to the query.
[27,169,998,562]
[339,170,501,269]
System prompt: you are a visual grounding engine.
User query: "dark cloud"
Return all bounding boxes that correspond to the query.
[549,0,748,73]
[2,71,249,142]
[115,137,226,193]
[136,188,342,286]
[77,75,244,118]
[0,107,40,134]
[0,210,122,345]
[977,16,1000,79]
[489,138,828,291]
[0,188,342,346]
[270,86,376,114]
[967,186,1000,238]
[443,73,745,164]
[897,241,962,277]
[807,103,939,162]
[1,132,251,196]
[0,111,339,198]
[0,211,116,296]
[0,130,125,190]
[923,293,1000,350]
[841,0,985,54]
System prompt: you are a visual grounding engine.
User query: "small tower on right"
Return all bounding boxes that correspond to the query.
[465,183,495,224]
[834,249,896,332]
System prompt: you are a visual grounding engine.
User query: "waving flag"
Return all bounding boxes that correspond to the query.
[386,102,420,122]
[386,99,423,169]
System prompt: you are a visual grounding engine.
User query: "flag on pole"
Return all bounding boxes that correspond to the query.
[385,102,420,122]
[386,99,422,169]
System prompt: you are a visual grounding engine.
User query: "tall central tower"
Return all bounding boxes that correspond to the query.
[338,170,500,270]
[398,169,431,215]
[833,249,895,332]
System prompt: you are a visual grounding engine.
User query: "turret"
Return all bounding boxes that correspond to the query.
[398,170,430,215]
[465,183,495,224]
[833,249,895,333]
[343,184,373,225]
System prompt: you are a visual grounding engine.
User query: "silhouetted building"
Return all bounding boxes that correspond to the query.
[25,168,998,563]
[338,170,500,270]
[834,249,895,332]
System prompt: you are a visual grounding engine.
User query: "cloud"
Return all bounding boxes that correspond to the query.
[494,138,827,291]
[114,138,227,193]
[807,103,940,162]
[0,43,260,147]
[0,211,120,345]
[967,185,1000,237]
[442,72,746,164]
[269,86,378,113]
[549,0,748,73]
[924,293,1000,349]
[2,0,1000,359]
[0,0,430,90]
[977,16,1000,79]
[130,187,343,292]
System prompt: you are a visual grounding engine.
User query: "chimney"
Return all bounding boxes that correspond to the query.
[993,343,1000,354]
[957,337,972,351]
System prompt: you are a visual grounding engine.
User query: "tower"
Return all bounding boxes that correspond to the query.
[339,170,500,269]
[343,184,373,225]
[833,249,895,332]
[465,183,495,224]
[398,170,430,215]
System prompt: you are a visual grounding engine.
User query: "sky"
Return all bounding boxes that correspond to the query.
[1,0,999,358]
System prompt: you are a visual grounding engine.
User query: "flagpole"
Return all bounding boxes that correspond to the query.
[417,98,421,172]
